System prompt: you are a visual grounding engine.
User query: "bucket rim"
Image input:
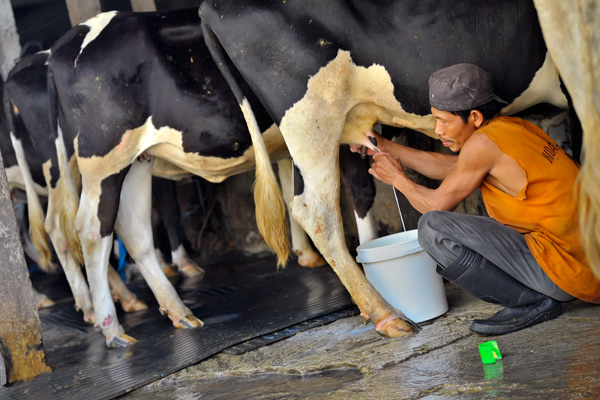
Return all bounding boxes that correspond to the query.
[356,230,423,263]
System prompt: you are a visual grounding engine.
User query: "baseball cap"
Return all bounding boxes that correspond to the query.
[428,63,507,111]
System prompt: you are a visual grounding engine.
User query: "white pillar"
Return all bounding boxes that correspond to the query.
[131,0,157,12]
[0,0,21,80]
[65,0,101,26]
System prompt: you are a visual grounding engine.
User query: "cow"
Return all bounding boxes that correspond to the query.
[198,0,574,338]
[48,7,378,347]
[0,74,55,309]
[3,51,149,323]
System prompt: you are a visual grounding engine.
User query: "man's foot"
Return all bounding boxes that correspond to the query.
[470,297,562,335]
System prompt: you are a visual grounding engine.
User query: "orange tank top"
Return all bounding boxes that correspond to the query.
[477,116,600,303]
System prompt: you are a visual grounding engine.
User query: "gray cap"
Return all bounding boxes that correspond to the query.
[428,63,507,111]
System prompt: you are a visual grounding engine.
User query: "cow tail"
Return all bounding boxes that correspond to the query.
[3,91,56,272]
[202,21,290,267]
[25,184,56,273]
[47,63,85,267]
[241,99,290,267]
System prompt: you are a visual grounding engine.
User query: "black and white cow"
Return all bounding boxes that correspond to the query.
[3,51,148,323]
[0,73,55,309]
[198,0,571,337]
[48,7,377,347]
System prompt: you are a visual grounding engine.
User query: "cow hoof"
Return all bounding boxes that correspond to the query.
[298,253,327,268]
[375,315,420,337]
[162,263,180,279]
[36,297,56,309]
[173,314,204,329]
[120,298,148,312]
[359,311,370,322]
[108,333,137,348]
[179,261,206,279]
[83,312,96,325]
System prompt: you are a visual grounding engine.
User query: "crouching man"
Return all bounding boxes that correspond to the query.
[353,63,600,335]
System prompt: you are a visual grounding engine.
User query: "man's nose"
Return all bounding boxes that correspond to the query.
[435,121,444,136]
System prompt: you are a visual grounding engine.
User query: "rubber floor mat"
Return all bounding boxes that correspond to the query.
[0,253,356,400]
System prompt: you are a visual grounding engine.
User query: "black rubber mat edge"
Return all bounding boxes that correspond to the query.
[223,306,360,355]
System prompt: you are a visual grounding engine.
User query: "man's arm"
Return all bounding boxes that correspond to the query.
[381,138,458,180]
[370,133,497,214]
[353,131,458,180]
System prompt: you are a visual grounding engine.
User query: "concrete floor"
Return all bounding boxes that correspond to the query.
[121,283,600,399]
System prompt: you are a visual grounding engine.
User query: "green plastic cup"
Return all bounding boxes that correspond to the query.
[479,341,502,364]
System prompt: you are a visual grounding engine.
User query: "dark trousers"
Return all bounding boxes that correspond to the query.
[417,211,574,302]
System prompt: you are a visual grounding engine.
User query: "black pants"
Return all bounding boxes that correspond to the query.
[417,211,573,302]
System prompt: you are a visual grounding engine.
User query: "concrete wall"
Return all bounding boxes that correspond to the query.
[0,0,21,80]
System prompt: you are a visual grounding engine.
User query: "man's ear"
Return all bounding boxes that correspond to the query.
[471,110,485,128]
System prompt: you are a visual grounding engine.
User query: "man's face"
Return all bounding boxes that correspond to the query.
[431,107,477,152]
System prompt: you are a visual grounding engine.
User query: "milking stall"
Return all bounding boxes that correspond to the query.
[0,0,599,398]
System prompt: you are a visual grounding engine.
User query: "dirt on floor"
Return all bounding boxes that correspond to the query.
[121,284,600,399]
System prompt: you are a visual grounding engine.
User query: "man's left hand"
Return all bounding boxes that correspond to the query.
[369,153,405,186]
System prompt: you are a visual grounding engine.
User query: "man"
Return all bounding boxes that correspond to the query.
[354,63,600,335]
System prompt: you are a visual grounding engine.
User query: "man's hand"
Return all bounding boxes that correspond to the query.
[369,152,405,186]
[349,130,386,157]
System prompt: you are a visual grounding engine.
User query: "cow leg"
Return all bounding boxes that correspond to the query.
[277,159,326,268]
[289,151,415,337]
[107,264,148,312]
[13,202,43,266]
[45,187,95,323]
[171,244,204,278]
[150,183,178,279]
[75,167,136,347]
[153,177,205,278]
[114,160,203,330]
[339,146,378,244]
[32,287,55,309]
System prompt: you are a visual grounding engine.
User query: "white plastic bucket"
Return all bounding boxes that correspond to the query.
[356,229,448,323]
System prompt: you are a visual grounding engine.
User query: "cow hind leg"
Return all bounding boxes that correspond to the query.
[277,159,326,268]
[45,188,95,323]
[114,160,203,330]
[153,177,205,278]
[75,169,136,347]
[289,153,416,337]
[107,264,148,312]
[33,287,55,309]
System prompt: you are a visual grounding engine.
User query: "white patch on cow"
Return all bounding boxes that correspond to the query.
[276,50,433,321]
[42,168,95,319]
[114,160,196,327]
[502,52,569,115]
[171,244,189,267]
[36,49,51,65]
[355,210,377,244]
[151,158,193,180]
[279,49,434,237]
[281,50,435,163]
[10,133,55,271]
[278,158,314,257]
[54,123,86,267]
[5,156,48,196]
[74,11,118,67]
[76,117,289,205]
[10,134,43,209]
[5,164,25,193]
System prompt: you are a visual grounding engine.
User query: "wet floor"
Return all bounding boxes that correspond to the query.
[121,284,600,399]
